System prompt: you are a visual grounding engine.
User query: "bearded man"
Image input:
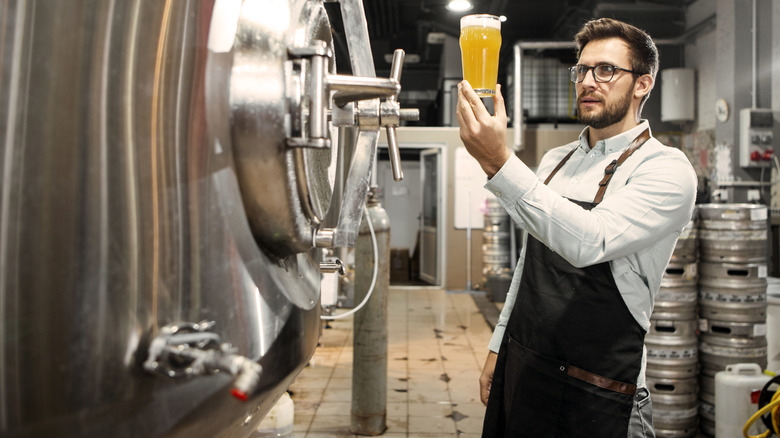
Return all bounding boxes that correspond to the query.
[456,17,697,438]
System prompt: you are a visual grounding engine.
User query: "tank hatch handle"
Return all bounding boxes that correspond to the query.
[143,321,262,402]
[287,43,419,164]
[313,0,418,249]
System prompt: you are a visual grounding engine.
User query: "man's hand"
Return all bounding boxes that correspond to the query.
[456,81,511,179]
[479,351,498,405]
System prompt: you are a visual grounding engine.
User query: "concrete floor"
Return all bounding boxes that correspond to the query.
[288,287,494,437]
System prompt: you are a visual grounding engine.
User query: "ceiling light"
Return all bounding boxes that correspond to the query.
[446,0,473,12]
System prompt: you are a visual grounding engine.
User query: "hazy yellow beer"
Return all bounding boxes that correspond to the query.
[460,14,502,97]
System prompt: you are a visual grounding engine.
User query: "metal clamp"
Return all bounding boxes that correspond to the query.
[143,321,263,402]
[287,41,332,148]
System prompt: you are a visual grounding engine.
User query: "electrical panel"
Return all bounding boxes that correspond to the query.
[739,108,775,168]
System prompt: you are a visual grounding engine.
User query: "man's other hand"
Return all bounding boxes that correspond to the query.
[479,350,498,405]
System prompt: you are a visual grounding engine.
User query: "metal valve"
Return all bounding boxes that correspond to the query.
[143,321,263,402]
[307,0,419,251]
[287,45,419,162]
[320,258,346,275]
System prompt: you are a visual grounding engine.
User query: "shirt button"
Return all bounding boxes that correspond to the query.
[495,191,501,197]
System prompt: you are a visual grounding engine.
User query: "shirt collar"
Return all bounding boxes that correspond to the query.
[577,120,652,155]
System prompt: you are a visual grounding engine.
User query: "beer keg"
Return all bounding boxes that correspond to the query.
[698,204,768,263]
[482,198,513,296]
[698,261,768,322]
[648,377,699,438]
[671,213,698,264]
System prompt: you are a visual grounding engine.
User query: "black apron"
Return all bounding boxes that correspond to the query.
[482,129,651,438]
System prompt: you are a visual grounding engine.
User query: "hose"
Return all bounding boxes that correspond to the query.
[321,204,378,320]
[743,377,780,438]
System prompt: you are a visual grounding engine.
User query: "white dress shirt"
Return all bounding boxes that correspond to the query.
[484,121,698,388]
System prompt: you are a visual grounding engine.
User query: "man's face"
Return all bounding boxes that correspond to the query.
[576,38,637,129]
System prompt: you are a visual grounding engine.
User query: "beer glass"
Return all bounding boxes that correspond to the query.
[459,14,502,97]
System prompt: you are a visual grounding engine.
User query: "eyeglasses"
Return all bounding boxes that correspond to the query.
[569,63,642,83]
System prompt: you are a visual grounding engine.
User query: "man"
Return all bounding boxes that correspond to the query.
[456,18,697,437]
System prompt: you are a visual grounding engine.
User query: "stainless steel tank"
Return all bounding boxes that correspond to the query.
[0,0,414,436]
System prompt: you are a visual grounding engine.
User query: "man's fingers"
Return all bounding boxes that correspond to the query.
[456,82,477,128]
[480,382,490,405]
[459,80,491,120]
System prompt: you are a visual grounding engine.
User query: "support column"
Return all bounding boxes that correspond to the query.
[351,189,390,435]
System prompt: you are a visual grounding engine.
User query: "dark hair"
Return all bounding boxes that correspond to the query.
[574,18,659,114]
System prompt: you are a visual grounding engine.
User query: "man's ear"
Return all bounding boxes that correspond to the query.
[634,74,654,99]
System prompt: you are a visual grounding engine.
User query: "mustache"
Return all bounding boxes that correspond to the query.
[577,93,602,104]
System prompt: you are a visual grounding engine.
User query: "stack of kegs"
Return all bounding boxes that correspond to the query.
[696,203,769,437]
[646,209,700,438]
[482,198,512,302]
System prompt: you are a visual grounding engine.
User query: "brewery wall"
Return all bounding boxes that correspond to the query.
[371,0,780,287]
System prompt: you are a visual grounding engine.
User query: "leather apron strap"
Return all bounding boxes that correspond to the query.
[593,128,650,204]
[544,128,651,204]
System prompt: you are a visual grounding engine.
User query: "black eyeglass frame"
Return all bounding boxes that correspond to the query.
[569,63,643,83]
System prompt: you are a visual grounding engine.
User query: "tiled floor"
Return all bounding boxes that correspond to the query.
[288,287,494,437]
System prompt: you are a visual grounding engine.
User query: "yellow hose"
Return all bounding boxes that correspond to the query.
[744,389,780,438]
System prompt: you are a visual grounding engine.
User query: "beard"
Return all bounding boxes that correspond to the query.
[577,84,633,129]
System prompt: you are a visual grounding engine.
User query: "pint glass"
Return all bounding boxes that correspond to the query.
[459,14,502,97]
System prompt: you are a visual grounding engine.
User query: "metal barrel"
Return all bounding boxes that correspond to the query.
[654,287,698,315]
[646,316,699,379]
[656,262,698,315]
[698,399,716,437]
[661,262,699,289]
[698,204,768,263]
[484,198,511,232]
[482,230,511,245]
[698,333,768,375]
[698,262,767,322]
[695,205,769,438]
[670,214,699,264]
[482,198,512,286]
[648,377,699,438]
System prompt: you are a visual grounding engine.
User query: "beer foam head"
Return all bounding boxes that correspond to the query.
[460,14,500,30]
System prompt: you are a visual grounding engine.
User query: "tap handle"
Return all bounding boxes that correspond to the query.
[385,49,405,181]
[387,49,404,102]
[386,127,403,181]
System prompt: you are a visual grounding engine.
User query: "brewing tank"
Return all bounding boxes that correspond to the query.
[0,0,413,437]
